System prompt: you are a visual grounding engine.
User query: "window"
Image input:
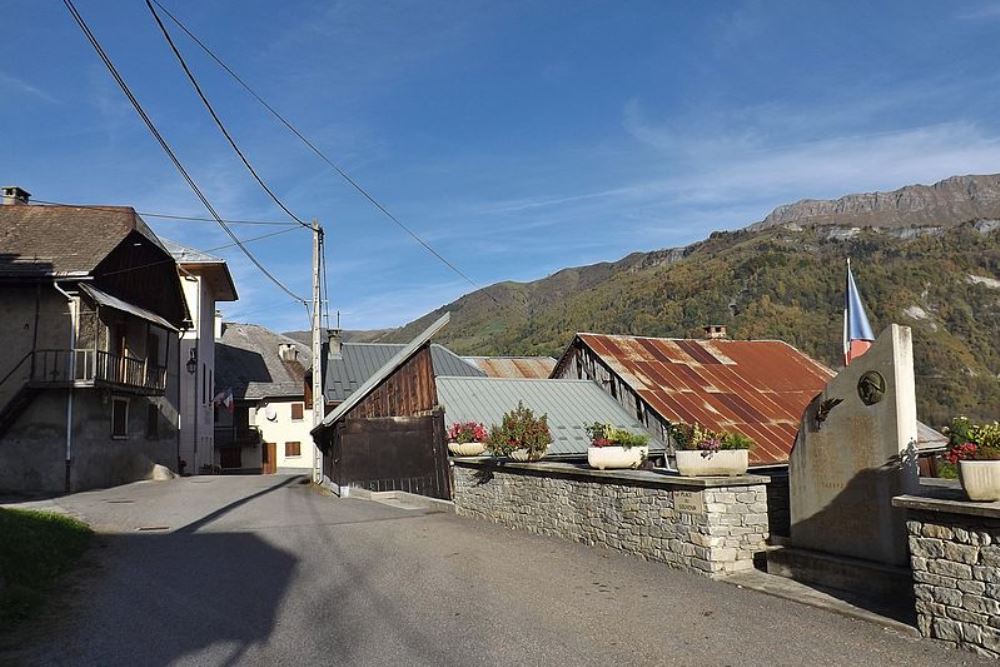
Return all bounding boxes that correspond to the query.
[112,398,129,438]
[290,402,304,421]
[146,403,159,438]
[201,362,207,405]
[285,441,301,457]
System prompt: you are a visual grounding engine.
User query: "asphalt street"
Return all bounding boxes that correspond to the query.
[2,475,989,666]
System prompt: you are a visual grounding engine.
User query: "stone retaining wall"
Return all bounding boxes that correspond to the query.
[894,493,1000,658]
[452,459,769,578]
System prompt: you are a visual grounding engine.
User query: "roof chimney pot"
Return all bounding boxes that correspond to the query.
[327,329,343,360]
[1,186,30,205]
[703,324,727,340]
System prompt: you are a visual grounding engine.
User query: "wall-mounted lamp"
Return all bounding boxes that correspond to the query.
[186,349,198,375]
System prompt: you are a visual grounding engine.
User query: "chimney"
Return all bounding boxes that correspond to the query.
[278,343,299,362]
[214,310,225,340]
[1,186,30,206]
[703,324,727,340]
[327,328,343,360]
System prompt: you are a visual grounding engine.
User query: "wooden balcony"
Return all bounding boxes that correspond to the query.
[29,349,167,395]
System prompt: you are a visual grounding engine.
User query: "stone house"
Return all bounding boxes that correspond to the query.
[0,187,189,493]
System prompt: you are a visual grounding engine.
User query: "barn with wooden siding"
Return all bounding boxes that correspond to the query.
[311,315,451,499]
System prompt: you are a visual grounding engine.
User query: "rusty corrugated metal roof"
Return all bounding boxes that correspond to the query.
[569,333,835,466]
[462,356,557,379]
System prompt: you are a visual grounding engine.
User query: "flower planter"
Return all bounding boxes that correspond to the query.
[588,445,648,470]
[959,460,1000,501]
[448,441,486,457]
[675,449,749,477]
[509,446,548,462]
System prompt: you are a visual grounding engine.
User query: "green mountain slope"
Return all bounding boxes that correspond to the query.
[378,221,1000,426]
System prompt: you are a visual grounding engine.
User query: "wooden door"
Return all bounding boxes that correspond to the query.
[334,410,450,499]
[262,442,277,474]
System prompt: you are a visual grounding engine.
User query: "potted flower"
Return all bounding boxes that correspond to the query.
[946,417,1000,501]
[447,421,488,456]
[672,423,753,477]
[586,422,650,470]
[486,402,552,462]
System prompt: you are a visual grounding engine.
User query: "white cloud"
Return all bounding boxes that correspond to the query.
[0,71,56,104]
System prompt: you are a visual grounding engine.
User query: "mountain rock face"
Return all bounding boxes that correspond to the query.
[749,174,1000,230]
[362,174,1000,426]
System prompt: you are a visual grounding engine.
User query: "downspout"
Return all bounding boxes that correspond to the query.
[53,282,76,493]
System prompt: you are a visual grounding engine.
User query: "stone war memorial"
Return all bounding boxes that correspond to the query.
[769,324,920,602]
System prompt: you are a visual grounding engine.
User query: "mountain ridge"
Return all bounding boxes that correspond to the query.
[293,174,1000,425]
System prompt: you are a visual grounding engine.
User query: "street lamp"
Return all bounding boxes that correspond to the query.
[186,349,198,375]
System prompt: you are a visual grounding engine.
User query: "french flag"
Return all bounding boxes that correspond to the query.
[843,258,875,366]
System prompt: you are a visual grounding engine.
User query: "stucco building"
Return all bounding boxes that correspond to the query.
[0,187,188,493]
[214,322,317,475]
[164,240,238,475]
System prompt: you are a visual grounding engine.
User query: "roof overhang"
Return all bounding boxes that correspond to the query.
[79,283,178,332]
[177,261,238,301]
[312,313,450,435]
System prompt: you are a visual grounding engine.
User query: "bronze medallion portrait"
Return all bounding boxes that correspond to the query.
[857,371,886,406]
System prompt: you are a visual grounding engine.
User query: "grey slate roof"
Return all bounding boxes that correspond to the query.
[0,204,166,277]
[163,238,225,264]
[435,376,665,459]
[216,323,312,401]
[325,341,483,402]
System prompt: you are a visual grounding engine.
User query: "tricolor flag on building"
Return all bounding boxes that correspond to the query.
[843,258,875,366]
[213,387,234,413]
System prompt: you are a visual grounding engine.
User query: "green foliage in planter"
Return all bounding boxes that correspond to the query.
[720,432,755,451]
[946,418,1000,462]
[486,402,552,457]
[585,422,650,449]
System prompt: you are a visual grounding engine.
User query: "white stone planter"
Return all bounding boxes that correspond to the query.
[448,441,486,457]
[959,460,1000,501]
[675,449,749,477]
[509,446,548,462]
[587,445,649,470]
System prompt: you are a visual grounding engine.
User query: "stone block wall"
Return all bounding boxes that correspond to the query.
[452,461,769,578]
[904,508,1000,658]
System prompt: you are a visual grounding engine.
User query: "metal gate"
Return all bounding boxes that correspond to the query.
[328,410,450,499]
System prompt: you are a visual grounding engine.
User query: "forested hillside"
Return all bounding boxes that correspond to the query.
[378,221,1000,426]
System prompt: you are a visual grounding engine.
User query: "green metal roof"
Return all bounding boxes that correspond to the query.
[435,376,665,458]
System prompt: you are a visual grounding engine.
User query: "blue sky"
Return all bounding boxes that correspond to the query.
[3,1,1000,332]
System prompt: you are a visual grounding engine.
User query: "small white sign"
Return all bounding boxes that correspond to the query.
[674,491,704,514]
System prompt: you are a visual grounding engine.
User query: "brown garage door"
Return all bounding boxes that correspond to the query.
[329,411,449,499]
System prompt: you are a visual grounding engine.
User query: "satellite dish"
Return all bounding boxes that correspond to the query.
[265,405,277,421]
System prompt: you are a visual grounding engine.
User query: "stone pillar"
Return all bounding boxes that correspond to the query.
[789,324,919,566]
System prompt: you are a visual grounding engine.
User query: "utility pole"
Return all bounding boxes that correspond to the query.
[311,218,324,484]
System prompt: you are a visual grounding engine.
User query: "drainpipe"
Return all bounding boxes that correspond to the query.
[53,282,76,493]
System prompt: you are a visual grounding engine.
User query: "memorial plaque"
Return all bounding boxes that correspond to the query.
[674,491,704,514]
[789,324,919,566]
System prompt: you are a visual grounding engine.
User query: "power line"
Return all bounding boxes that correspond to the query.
[30,199,299,227]
[99,225,303,278]
[62,0,308,305]
[144,0,310,230]
[150,0,499,304]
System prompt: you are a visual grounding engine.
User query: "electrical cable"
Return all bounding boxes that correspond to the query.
[144,0,310,230]
[62,0,308,304]
[150,0,499,303]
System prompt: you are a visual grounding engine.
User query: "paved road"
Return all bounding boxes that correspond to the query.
[2,475,989,666]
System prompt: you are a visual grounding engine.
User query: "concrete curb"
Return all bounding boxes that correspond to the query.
[346,489,455,514]
[724,570,920,637]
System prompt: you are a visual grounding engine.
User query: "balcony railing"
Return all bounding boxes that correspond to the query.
[214,426,261,448]
[30,349,167,394]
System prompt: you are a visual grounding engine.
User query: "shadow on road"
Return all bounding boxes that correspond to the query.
[2,479,306,666]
